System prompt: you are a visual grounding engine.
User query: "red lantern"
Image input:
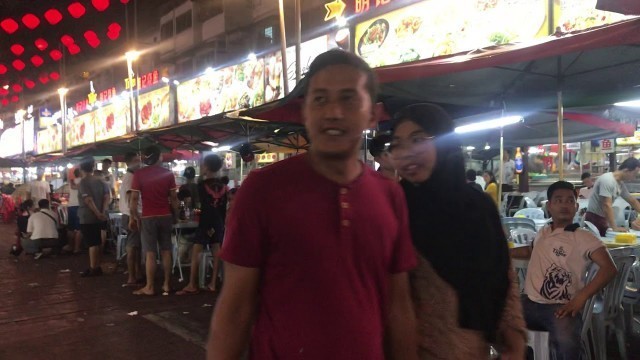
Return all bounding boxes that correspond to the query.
[68,44,81,55]
[31,55,44,67]
[49,72,60,81]
[12,60,26,71]
[0,18,19,34]
[1,99,8,107]
[39,74,49,84]
[24,80,36,89]
[12,84,22,93]
[0,88,8,96]
[92,0,110,12]
[10,44,25,56]
[106,30,120,40]
[121,0,130,3]
[35,38,48,51]
[50,49,63,61]
[11,95,19,103]
[67,3,86,19]
[108,23,122,33]
[61,34,75,46]
[21,14,40,30]
[44,9,63,25]
[0,64,6,75]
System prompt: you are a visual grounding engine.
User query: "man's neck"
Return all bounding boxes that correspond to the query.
[307,150,362,184]
[551,220,572,231]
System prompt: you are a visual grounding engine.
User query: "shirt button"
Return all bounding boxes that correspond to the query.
[341,202,349,209]
[340,188,348,195]
[342,219,350,227]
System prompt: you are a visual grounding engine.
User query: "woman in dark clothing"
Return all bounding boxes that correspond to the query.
[11,200,34,256]
[177,155,225,295]
[389,103,526,359]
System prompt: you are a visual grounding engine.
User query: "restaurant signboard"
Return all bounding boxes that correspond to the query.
[95,100,130,142]
[137,86,172,131]
[354,0,548,68]
[177,58,266,123]
[66,111,96,148]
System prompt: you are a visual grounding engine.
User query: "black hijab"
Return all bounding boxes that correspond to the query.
[393,104,510,342]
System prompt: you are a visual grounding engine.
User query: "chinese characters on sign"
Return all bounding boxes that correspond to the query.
[600,139,614,153]
[75,87,117,113]
[124,69,160,90]
[355,0,391,14]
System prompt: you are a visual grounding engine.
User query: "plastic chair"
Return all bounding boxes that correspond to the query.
[526,330,550,360]
[510,228,537,245]
[502,217,537,232]
[514,208,545,220]
[592,255,637,360]
[581,264,601,360]
[622,259,640,336]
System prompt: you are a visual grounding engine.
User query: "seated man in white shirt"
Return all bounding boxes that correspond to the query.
[21,199,61,259]
[510,181,617,359]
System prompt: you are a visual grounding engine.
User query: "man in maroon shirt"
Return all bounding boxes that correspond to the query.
[208,50,418,359]
[129,145,179,296]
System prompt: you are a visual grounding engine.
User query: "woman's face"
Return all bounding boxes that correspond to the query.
[483,173,490,183]
[390,120,437,184]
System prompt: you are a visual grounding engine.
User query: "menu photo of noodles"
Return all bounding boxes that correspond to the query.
[137,86,172,131]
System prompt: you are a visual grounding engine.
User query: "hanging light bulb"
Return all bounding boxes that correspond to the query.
[484,142,491,150]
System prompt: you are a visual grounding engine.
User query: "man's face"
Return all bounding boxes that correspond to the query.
[547,188,577,223]
[102,161,111,171]
[622,168,640,181]
[582,176,594,187]
[302,65,376,160]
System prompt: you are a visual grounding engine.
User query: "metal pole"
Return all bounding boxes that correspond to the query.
[557,57,564,180]
[60,93,67,154]
[294,0,302,83]
[278,0,290,95]
[127,57,136,133]
[499,127,504,213]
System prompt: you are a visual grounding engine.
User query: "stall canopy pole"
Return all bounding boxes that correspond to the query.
[557,57,565,180]
[278,0,290,95]
[499,126,504,213]
[294,0,301,83]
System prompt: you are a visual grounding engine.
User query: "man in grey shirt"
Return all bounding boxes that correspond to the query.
[585,157,640,235]
[78,157,110,277]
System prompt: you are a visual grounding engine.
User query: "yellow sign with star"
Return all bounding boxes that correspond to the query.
[324,0,346,21]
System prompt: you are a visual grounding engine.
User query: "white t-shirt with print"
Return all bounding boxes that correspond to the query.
[525,224,605,305]
[26,209,59,240]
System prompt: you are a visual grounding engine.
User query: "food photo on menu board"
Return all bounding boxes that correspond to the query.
[66,111,96,148]
[557,0,630,32]
[137,86,172,130]
[264,52,284,103]
[285,35,341,90]
[177,58,266,123]
[36,125,62,154]
[95,102,129,142]
[355,0,548,68]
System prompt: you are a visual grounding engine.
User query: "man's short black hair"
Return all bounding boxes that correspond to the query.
[369,134,392,158]
[619,157,640,171]
[102,158,112,164]
[304,49,378,104]
[466,169,477,182]
[79,156,95,173]
[202,154,223,173]
[547,181,577,200]
[143,145,161,165]
[581,172,591,181]
[124,152,138,163]
[73,168,81,178]
[38,199,50,209]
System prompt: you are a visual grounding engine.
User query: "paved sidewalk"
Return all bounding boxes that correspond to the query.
[0,223,215,360]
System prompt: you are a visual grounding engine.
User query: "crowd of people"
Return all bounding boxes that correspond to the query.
[6,49,627,359]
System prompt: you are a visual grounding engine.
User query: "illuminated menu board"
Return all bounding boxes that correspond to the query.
[177,58,266,123]
[354,0,548,68]
[137,86,172,130]
[37,124,63,154]
[556,0,631,32]
[66,111,96,148]
[285,35,340,90]
[264,51,284,104]
[95,100,130,142]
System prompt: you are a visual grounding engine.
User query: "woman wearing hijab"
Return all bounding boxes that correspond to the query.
[483,170,499,206]
[389,103,526,359]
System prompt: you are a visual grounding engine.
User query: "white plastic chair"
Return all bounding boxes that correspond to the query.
[514,208,545,220]
[502,217,537,232]
[510,228,537,245]
[526,330,550,360]
[623,259,640,336]
[592,255,637,360]
[581,264,601,360]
